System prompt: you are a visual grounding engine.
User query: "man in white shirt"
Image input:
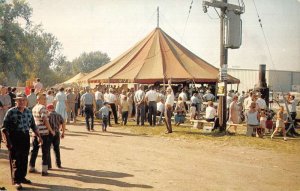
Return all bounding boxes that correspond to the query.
[95,87,104,119]
[287,95,299,136]
[243,91,253,112]
[145,86,158,126]
[134,85,146,126]
[105,88,119,126]
[178,89,188,110]
[34,78,43,94]
[164,82,174,133]
[205,101,219,130]
[256,92,267,110]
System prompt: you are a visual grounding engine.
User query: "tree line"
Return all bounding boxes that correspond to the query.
[0,0,110,87]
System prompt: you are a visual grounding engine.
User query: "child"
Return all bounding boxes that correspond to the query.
[271,106,287,141]
[99,102,110,131]
[257,110,266,138]
[120,96,129,125]
[245,102,260,137]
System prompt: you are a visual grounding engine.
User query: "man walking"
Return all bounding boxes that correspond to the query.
[2,93,43,190]
[29,94,55,176]
[66,88,76,124]
[47,104,66,169]
[81,87,96,131]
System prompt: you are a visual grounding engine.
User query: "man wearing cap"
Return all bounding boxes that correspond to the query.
[29,94,55,176]
[81,87,96,131]
[46,104,65,169]
[2,93,43,190]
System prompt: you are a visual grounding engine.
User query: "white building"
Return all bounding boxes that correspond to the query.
[227,68,300,92]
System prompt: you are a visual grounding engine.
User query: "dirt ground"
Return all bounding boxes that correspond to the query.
[1,121,300,191]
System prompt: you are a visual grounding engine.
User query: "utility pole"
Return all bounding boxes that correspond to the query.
[202,0,244,132]
[219,0,228,132]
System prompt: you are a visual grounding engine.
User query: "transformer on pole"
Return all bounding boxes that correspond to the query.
[202,0,245,132]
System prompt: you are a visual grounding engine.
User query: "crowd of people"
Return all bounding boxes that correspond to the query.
[0,78,299,189]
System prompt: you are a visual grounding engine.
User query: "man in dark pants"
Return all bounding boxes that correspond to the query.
[47,104,65,169]
[106,88,119,126]
[134,85,145,126]
[2,93,43,190]
[145,86,158,126]
[81,87,95,131]
[29,94,55,176]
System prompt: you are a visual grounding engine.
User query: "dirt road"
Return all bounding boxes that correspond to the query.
[1,123,299,191]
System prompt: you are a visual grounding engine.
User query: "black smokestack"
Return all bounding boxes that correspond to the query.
[259,64,267,88]
[255,64,269,107]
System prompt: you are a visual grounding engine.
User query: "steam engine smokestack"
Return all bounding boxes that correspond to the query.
[255,64,269,107]
[259,64,267,88]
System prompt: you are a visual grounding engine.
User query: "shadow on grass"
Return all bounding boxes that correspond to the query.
[42,167,153,189]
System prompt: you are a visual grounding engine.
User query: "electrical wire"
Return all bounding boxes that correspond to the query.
[213,7,221,18]
[252,0,276,71]
[181,0,194,43]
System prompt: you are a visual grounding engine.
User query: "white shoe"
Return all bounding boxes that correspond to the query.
[283,137,287,141]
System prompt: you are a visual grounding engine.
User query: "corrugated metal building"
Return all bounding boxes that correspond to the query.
[227,68,300,92]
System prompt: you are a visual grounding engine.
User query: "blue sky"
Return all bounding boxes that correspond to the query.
[27,0,300,71]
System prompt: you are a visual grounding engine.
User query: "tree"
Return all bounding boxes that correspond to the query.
[72,51,110,73]
[0,0,64,86]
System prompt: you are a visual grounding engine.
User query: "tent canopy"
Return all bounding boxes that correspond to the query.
[63,73,87,84]
[80,28,239,84]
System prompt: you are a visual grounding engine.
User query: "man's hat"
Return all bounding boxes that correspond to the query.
[46,104,55,110]
[14,93,27,100]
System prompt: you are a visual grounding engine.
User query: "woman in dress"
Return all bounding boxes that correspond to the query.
[54,87,68,121]
[271,106,287,141]
[227,95,240,133]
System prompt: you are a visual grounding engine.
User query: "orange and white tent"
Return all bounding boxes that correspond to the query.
[79,28,239,84]
[63,72,87,84]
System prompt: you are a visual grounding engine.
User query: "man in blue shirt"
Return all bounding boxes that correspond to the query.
[2,93,42,190]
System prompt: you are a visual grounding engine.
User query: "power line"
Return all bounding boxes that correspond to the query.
[252,0,276,71]
[181,0,194,43]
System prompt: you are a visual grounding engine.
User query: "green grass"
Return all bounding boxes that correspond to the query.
[121,121,300,154]
[76,117,300,154]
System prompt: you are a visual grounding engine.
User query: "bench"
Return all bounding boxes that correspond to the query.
[190,120,214,130]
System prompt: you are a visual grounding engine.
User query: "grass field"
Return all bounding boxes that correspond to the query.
[119,121,300,154]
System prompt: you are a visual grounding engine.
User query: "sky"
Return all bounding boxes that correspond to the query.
[26,0,300,71]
